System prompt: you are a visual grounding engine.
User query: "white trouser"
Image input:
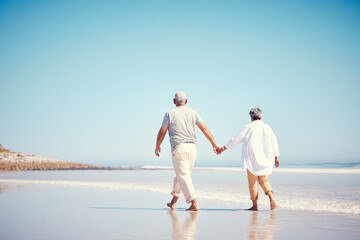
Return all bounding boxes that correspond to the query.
[171,143,197,203]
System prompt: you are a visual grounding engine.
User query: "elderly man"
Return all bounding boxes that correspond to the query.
[155,91,219,211]
[217,108,280,210]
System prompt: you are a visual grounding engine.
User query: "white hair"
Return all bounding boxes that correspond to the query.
[174,91,187,104]
[249,107,262,119]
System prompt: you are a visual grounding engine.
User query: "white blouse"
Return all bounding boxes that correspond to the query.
[226,120,280,176]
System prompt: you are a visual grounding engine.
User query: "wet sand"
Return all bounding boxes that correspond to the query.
[0,182,359,240]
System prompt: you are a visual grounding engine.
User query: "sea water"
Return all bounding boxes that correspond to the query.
[0,164,359,215]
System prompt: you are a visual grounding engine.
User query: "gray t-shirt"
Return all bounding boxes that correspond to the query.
[161,105,204,152]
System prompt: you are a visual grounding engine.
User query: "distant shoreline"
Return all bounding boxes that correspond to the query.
[0,152,145,171]
[0,151,99,171]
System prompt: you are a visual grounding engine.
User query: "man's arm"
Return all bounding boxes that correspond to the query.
[155,127,168,157]
[196,122,220,153]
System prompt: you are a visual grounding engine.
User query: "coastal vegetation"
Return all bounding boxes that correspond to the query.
[0,144,11,153]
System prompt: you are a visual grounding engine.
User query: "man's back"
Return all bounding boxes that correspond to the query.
[162,105,203,151]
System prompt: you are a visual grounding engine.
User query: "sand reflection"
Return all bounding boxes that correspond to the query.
[249,211,276,240]
[169,211,199,240]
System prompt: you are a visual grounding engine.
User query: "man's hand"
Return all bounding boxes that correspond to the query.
[155,146,161,157]
[214,146,226,155]
[213,145,221,155]
[275,157,280,168]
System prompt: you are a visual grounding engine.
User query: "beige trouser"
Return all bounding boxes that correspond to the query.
[247,169,273,201]
[171,143,197,203]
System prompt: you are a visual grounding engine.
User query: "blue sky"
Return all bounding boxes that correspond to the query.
[1,0,359,166]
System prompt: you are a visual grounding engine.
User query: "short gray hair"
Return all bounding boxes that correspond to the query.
[174,91,187,104]
[249,107,262,120]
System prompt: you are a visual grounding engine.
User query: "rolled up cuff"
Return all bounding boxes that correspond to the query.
[171,191,182,198]
[186,195,197,204]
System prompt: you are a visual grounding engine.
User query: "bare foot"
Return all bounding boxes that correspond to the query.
[247,206,258,211]
[186,205,199,211]
[270,200,276,210]
[167,202,175,210]
[267,191,276,210]
[186,199,199,211]
[167,196,179,210]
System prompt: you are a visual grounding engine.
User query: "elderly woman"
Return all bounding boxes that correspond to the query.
[218,108,280,210]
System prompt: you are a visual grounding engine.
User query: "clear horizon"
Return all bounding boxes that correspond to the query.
[1,1,359,166]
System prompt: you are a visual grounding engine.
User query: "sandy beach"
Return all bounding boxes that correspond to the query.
[0,181,359,240]
[1,169,360,240]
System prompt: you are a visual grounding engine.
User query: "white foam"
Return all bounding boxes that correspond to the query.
[140,166,360,174]
[141,166,173,170]
[276,197,360,215]
[196,188,360,215]
[0,179,170,194]
[273,168,360,174]
[197,167,360,174]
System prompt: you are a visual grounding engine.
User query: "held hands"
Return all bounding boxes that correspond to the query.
[213,145,226,155]
[213,145,221,155]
